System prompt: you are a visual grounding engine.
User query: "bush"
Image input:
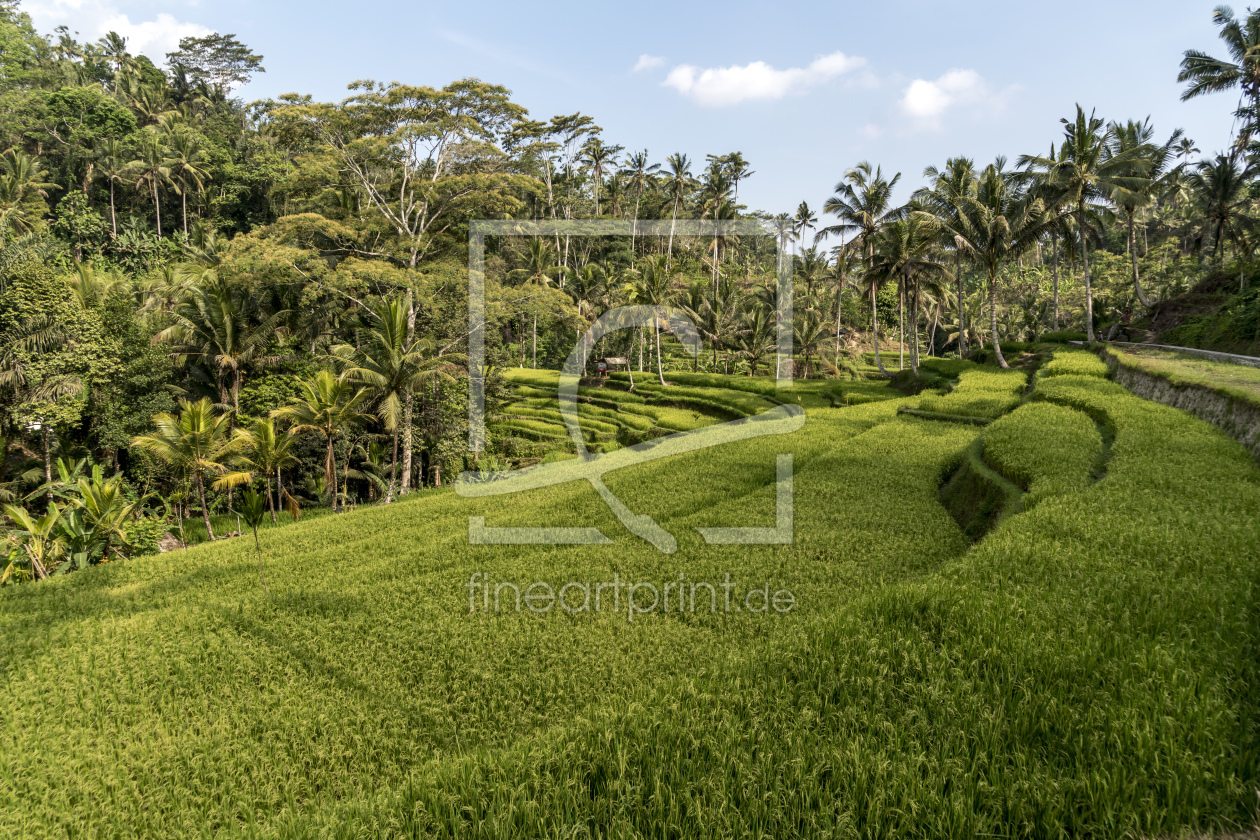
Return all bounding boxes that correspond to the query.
[1040,330,1088,344]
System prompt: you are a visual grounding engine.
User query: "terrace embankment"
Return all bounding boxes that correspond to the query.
[1103,351,1260,461]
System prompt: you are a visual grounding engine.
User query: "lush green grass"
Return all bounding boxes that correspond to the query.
[2,371,1259,837]
[983,401,1102,508]
[1108,345,1260,406]
[916,368,1027,419]
[1039,348,1111,380]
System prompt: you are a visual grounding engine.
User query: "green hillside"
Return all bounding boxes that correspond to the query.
[3,352,1259,838]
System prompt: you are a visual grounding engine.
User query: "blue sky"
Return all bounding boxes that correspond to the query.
[27,0,1236,221]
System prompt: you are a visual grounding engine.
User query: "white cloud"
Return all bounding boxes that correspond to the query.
[25,0,210,62]
[661,51,866,107]
[100,13,211,58]
[633,54,665,73]
[898,69,989,128]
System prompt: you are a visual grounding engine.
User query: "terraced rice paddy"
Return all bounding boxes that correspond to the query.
[2,351,1258,838]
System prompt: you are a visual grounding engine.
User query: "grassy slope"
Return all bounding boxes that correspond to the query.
[1,367,1258,838]
[1108,345,1260,406]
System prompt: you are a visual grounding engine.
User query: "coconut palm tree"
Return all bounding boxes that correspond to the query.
[1017,107,1147,341]
[867,214,953,373]
[664,153,693,266]
[165,128,210,235]
[331,298,464,504]
[736,305,776,377]
[1107,119,1184,307]
[94,138,128,238]
[793,201,817,257]
[1179,6,1260,145]
[217,418,300,523]
[622,150,660,260]
[1186,152,1255,264]
[125,130,172,237]
[795,246,829,296]
[817,161,905,374]
[152,280,289,415]
[580,137,623,217]
[0,151,57,242]
[132,398,233,540]
[625,256,676,385]
[271,370,369,513]
[938,161,1047,369]
[793,307,831,378]
[914,157,977,355]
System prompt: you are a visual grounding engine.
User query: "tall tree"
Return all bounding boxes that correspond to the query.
[939,160,1046,369]
[1107,118,1183,307]
[817,161,905,374]
[1178,6,1260,145]
[331,299,464,504]
[271,370,369,513]
[132,398,232,540]
[1018,107,1146,342]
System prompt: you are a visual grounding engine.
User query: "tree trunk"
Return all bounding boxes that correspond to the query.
[667,200,678,268]
[325,436,338,512]
[956,253,967,358]
[989,270,1008,369]
[1079,207,1096,342]
[153,181,162,238]
[182,180,189,236]
[196,471,215,540]
[898,281,905,371]
[265,475,277,524]
[401,288,416,495]
[655,318,666,386]
[42,427,53,508]
[1129,213,1151,308]
[385,426,399,504]
[109,181,117,238]
[1052,232,1060,331]
[532,314,537,368]
[871,283,888,375]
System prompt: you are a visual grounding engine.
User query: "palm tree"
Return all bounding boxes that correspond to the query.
[271,370,369,513]
[1018,107,1147,342]
[793,307,830,378]
[165,128,211,235]
[818,161,905,374]
[793,201,817,256]
[736,305,776,376]
[625,256,676,385]
[0,151,57,242]
[622,150,660,261]
[218,418,300,523]
[664,153,693,266]
[580,137,623,217]
[125,130,172,237]
[1107,119,1183,307]
[795,246,829,296]
[508,238,564,368]
[914,157,977,355]
[1179,6,1260,145]
[1186,152,1255,265]
[938,161,1046,369]
[132,398,233,540]
[95,138,128,238]
[152,280,289,415]
[331,299,464,504]
[867,214,953,373]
